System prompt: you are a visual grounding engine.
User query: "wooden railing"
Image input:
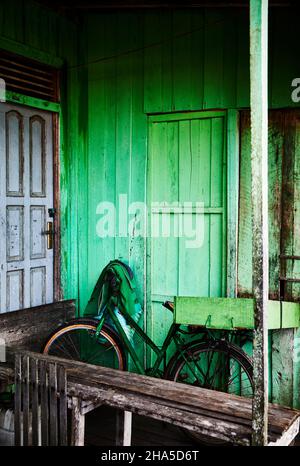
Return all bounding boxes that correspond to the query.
[6,350,300,446]
[14,353,68,446]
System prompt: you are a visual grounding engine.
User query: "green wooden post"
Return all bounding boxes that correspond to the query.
[250,0,269,446]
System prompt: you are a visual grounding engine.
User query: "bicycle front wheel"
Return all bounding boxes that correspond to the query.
[43,318,126,370]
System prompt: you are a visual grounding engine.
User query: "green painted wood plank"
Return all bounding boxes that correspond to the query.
[172,10,204,111]
[221,10,238,108]
[188,10,205,110]
[227,110,239,298]
[175,296,255,329]
[127,16,147,306]
[203,9,224,109]
[143,12,173,113]
[0,36,64,68]
[1,0,24,43]
[268,113,284,299]
[150,110,225,123]
[269,10,299,109]
[174,297,300,330]
[172,10,191,111]
[238,111,288,299]
[5,91,60,112]
[268,301,281,329]
[198,118,212,207]
[292,115,300,299]
[236,11,250,108]
[271,329,295,408]
[293,328,300,409]
[281,302,300,329]
[209,215,223,297]
[210,117,224,208]
[114,14,132,262]
[85,14,117,310]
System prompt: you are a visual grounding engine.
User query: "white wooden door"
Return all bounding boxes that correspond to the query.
[0,102,54,312]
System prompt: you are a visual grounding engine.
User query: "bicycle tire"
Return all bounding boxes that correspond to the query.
[164,339,253,445]
[42,318,127,371]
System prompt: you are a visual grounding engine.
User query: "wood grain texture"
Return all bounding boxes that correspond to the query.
[13,353,68,446]
[1,0,300,414]
[0,300,76,353]
[174,296,299,330]
[14,350,300,446]
[71,397,85,446]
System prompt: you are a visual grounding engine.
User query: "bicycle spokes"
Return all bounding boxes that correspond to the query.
[176,348,253,397]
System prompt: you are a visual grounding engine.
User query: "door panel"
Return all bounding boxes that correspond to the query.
[0,102,54,312]
[148,111,226,345]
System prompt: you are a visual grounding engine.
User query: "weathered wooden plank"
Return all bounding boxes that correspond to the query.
[57,364,68,446]
[69,376,295,433]
[175,296,254,329]
[282,302,300,328]
[272,329,294,408]
[268,416,300,446]
[0,300,76,353]
[227,109,239,298]
[14,354,21,446]
[174,296,297,330]
[30,358,39,446]
[39,360,49,446]
[70,383,251,446]
[69,381,299,446]
[19,351,296,429]
[22,354,30,446]
[0,363,14,385]
[116,410,132,446]
[49,363,58,446]
[249,0,269,446]
[71,397,85,446]
[16,351,300,446]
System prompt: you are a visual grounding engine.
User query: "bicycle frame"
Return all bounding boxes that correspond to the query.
[94,304,182,376]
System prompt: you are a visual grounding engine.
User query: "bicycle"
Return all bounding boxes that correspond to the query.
[43,300,254,398]
[43,299,253,444]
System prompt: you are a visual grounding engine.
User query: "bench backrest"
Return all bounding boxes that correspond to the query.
[0,300,76,354]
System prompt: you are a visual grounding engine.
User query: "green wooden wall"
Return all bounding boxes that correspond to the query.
[0,3,300,406]
[81,8,300,306]
[80,9,300,405]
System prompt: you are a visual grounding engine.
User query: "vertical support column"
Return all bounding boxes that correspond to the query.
[116,410,132,446]
[71,397,85,446]
[249,0,269,446]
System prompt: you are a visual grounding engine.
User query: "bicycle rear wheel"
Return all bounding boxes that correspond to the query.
[166,339,253,396]
[165,339,253,445]
[43,318,126,370]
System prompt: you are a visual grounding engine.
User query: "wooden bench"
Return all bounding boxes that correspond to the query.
[0,300,299,447]
[7,351,300,447]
